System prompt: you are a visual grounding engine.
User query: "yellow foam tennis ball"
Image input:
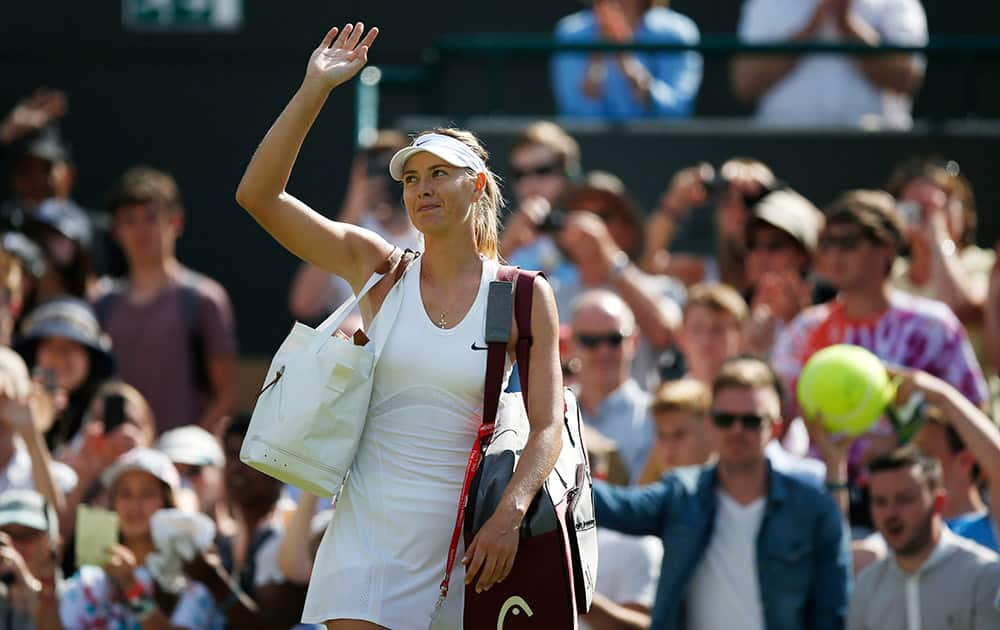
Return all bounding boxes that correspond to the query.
[797,344,897,436]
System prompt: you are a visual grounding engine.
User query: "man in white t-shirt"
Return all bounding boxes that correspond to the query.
[593,356,850,629]
[731,0,928,129]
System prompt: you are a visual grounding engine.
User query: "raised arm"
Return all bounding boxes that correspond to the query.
[235,22,394,292]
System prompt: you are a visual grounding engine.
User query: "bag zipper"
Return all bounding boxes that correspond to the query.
[256,365,285,400]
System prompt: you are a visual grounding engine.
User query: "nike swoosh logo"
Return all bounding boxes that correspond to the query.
[471,342,489,351]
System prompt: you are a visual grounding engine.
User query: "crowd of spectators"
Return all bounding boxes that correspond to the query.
[0,1,996,628]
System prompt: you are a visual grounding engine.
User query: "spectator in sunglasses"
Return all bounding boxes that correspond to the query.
[774,190,987,414]
[498,121,580,261]
[593,356,850,629]
[743,188,834,356]
[570,289,652,484]
[772,190,988,531]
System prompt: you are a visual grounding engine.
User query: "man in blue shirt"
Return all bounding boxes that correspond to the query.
[594,356,850,629]
[905,367,1000,552]
[552,0,702,120]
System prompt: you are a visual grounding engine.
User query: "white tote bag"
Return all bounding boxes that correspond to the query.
[240,257,411,497]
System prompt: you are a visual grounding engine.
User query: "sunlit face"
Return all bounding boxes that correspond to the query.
[679,306,743,382]
[509,144,567,205]
[35,336,90,392]
[869,466,940,557]
[818,224,892,292]
[400,152,479,238]
[746,224,809,284]
[653,409,712,470]
[112,470,167,540]
[708,386,777,471]
[113,202,181,267]
[571,304,636,391]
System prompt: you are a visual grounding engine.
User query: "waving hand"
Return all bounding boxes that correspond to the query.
[306,22,379,90]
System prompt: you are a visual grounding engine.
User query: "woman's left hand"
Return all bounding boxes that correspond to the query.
[462,506,521,593]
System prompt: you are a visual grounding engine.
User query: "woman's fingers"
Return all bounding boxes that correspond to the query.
[359,26,379,51]
[475,552,500,593]
[332,22,354,49]
[462,536,483,584]
[346,22,365,49]
[320,26,339,49]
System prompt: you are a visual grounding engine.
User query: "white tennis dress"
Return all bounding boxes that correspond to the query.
[302,255,510,629]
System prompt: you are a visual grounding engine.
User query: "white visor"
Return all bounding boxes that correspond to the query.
[388,133,487,181]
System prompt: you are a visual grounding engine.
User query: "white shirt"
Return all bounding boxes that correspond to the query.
[738,0,928,129]
[688,490,766,630]
[580,529,663,630]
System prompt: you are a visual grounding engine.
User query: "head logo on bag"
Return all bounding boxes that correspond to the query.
[498,596,534,629]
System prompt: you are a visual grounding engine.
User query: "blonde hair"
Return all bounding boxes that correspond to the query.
[423,127,505,261]
[685,282,749,325]
[650,378,711,417]
[511,121,581,178]
[712,356,782,400]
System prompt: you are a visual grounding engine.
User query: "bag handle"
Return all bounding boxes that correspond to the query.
[308,248,414,353]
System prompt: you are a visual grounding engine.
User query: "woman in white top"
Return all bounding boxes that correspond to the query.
[235,22,564,630]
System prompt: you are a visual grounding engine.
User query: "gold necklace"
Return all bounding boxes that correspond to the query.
[437,310,448,328]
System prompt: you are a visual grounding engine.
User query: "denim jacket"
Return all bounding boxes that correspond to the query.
[593,461,851,630]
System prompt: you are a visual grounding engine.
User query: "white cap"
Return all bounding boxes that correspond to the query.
[388,133,487,182]
[103,447,181,491]
[156,425,225,468]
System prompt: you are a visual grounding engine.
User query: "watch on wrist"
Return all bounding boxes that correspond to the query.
[609,250,631,279]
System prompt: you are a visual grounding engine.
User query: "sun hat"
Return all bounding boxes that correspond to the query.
[388,133,487,181]
[14,296,115,380]
[156,425,225,468]
[102,447,181,491]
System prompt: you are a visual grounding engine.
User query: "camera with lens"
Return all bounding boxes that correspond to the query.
[536,208,568,234]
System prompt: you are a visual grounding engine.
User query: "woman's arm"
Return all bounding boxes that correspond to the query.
[463,277,564,594]
[234,23,393,292]
[276,493,319,584]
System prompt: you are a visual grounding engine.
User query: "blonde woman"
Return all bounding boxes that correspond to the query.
[235,22,563,630]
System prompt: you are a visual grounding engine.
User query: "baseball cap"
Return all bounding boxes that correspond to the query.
[156,425,225,468]
[749,189,824,253]
[15,296,115,380]
[388,133,487,181]
[102,447,181,491]
[0,489,54,532]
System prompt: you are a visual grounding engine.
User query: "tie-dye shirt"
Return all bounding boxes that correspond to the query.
[773,290,988,408]
[59,565,225,630]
